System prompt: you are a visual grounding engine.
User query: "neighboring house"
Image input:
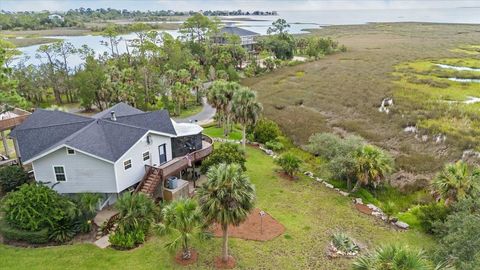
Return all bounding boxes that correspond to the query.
[48,14,64,22]
[9,103,212,208]
[213,22,260,51]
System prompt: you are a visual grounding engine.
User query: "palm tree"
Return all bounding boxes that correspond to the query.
[353,245,436,270]
[352,144,394,193]
[432,161,480,205]
[157,198,207,260]
[232,87,263,148]
[206,80,239,136]
[197,163,256,264]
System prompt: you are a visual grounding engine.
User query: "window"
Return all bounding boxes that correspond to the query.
[53,166,66,182]
[124,159,132,170]
[66,148,75,155]
[142,151,150,161]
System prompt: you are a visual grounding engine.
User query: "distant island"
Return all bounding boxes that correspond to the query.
[0,8,278,31]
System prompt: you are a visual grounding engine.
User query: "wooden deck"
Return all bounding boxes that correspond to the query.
[135,135,213,197]
[0,108,30,131]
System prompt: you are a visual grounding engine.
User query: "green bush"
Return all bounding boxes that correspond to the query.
[1,184,77,232]
[0,166,30,193]
[331,232,360,254]
[275,152,302,177]
[415,202,450,234]
[434,198,480,269]
[48,219,78,243]
[0,220,49,244]
[109,229,146,250]
[200,143,246,174]
[265,140,284,151]
[253,119,281,144]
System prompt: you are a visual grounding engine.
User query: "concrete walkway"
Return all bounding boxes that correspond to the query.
[93,208,118,227]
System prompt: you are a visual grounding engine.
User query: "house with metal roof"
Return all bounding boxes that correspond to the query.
[9,103,213,208]
[213,22,260,51]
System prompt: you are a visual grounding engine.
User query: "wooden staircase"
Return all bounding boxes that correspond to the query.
[135,166,162,195]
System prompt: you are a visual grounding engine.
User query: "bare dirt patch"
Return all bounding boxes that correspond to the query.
[211,208,285,241]
[214,256,236,269]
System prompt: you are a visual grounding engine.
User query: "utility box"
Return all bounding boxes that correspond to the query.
[163,179,189,201]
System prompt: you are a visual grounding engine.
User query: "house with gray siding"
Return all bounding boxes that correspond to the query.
[213,22,260,51]
[9,103,212,208]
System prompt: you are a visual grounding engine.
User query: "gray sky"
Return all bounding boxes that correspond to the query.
[1,1,479,12]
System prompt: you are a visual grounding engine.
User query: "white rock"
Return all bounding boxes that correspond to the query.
[367,204,381,212]
[315,177,323,183]
[339,191,350,197]
[324,182,334,189]
[394,221,409,229]
[354,198,363,204]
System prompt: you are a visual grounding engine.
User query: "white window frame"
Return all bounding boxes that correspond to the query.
[53,165,67,182]
[124,159,132,170]
[142,151,150,162]
[66,147,76,155]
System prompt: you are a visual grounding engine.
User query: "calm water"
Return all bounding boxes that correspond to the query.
[12,8,480,67]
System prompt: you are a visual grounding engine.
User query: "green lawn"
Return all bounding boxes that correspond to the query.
[202,126,243,141]
[0,146,433,269]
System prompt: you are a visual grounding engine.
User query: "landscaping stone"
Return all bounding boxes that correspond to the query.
[94,235,111,249]
[339,191,350,197]
[315,177,323,183]
[394,221,410,230]
[354,198,363,204]
[366,204,381,212]
[304,171,314,177]
[324,182,334,189]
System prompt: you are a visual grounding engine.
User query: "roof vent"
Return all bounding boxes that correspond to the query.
[110,111,117,121]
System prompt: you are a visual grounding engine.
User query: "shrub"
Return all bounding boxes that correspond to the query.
[275,152,302,177]
[48,219,78,243]
[434,198,480,269]
[1,184,77,232]
[109,229,145,250]
[0,166,30,193]
[415,202,450,234]
[0,220,49,244]
[353,245,435,270]
[115,193,157,235]
[253,119,281,144]
[200,143,246,174]
[331,232,360,254]
[265,140,284,152]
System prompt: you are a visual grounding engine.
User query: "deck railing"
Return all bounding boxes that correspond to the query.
[134,135,213,195]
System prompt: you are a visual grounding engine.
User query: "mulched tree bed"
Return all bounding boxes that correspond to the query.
[211,208,285,241]
[214,255,236,269]
[175,249,198,266]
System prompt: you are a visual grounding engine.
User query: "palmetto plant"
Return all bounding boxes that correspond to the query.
[115,192,157,234]
[197,163,256,263]
[432,161,480,205]
[232,87,262,148]
[353,245,444,270]
[352,144,394,193]
[156,198,208,260]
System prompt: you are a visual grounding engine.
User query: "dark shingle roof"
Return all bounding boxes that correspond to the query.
[218,26,259,37]
[10,103,176,163]
[92,103,144,119]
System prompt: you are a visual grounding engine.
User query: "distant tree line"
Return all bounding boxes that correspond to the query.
[0,8,277,31]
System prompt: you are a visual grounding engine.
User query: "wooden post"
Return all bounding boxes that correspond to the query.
[1,130,9,158]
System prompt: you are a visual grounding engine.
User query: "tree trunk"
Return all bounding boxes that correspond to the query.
[351,180,362,193]
[347,177,352,192]
[242,125,246,149]
[222,224,229,262]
